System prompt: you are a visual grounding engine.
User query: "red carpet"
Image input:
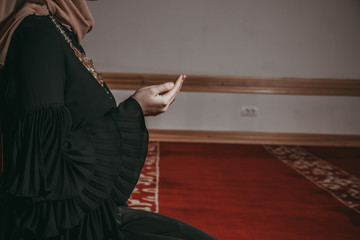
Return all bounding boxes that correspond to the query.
[128,143,360,240]
[129,143,360,240]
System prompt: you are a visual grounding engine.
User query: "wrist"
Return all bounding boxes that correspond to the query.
[129,95,146,116]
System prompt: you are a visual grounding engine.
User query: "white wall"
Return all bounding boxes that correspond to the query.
[112,90,360,135]
[83,0,360,134]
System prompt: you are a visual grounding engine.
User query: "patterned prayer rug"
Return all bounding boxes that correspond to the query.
[264,145,360,214]
[127,142,160,212]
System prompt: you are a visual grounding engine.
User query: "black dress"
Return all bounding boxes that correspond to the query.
[0,15,217,240]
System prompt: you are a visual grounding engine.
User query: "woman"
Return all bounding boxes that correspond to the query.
[0,0,217,239]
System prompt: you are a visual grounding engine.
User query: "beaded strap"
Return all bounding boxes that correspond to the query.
[49,15,110,96]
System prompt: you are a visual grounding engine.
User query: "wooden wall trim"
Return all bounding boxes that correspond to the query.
[103,72,360,96]
[148,129,360,147]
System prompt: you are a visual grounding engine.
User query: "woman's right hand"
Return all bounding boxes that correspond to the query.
[131,74,186,116]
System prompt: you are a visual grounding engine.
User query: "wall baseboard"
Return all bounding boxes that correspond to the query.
[148,129,360,147]
[103,72,360,96]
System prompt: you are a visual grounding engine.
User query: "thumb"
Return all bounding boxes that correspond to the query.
[153,82,175,95]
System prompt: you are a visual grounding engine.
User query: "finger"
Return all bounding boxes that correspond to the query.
[162,78,183,103]
[162,74,186,100]
[169,74,185,100]
[152,82,175,95]
[173,74,185,91]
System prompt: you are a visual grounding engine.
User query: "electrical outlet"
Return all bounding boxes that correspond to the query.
[241,106,258,117]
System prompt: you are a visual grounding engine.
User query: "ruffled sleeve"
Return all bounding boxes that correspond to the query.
[1,98,148,236]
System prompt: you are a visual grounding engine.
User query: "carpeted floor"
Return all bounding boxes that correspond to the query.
[128,142,360,240]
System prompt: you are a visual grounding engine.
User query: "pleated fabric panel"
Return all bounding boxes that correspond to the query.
[0,97,148,239]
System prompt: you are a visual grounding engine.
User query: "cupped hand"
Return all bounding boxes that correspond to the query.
[131,74,186,116]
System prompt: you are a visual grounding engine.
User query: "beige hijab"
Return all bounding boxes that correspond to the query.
[0,0,94,172]
[0,0,94,68]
